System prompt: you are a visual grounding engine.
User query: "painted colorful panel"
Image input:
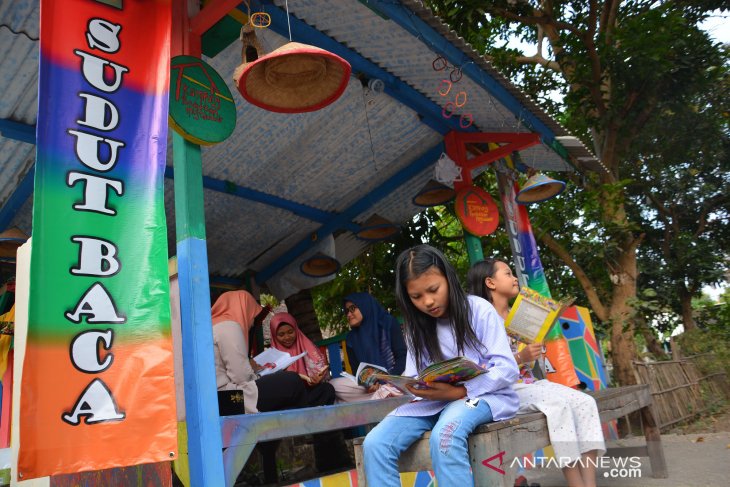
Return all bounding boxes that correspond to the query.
[20,0,176,478]
[558,306,608,391]
[285,469,436,487]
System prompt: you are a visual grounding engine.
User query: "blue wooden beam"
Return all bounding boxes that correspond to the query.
[0,121,351,229]
[256,142,445,283]
[0,118,36,144]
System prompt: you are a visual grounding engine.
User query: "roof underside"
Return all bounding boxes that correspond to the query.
[0,0,600,295]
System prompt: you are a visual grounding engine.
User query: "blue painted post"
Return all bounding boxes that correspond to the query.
[173,133,226,486]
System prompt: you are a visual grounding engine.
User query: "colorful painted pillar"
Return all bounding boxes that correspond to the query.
[495,161,579,388]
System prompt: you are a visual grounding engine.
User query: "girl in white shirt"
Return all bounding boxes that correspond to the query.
[468,259,605,487]
[363,245,518,486]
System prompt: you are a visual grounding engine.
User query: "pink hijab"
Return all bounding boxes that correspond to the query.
[211,290,262,338]
[269,312,327,379]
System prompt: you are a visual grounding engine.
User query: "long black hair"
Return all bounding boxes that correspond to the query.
[466,258,503,304]
[394,244,483,369]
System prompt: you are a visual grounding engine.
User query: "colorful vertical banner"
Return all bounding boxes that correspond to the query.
[21,0,176,478]
[495,164,579,388]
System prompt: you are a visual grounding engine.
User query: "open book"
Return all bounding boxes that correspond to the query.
[252,348,307,376]
[504,287,575,344]
[343,357,488,393]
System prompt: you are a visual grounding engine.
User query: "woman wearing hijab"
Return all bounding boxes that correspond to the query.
[211,291,335,412]
[269,312,330,386]
[212,291,338,482]
[330,292,408,402]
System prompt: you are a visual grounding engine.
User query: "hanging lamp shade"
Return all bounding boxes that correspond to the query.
[0,227,28,260]
[412,179,455,207]
[515,173,566,205]
[355,214,400,241]
[235,41,351,113]
[300,253,341,278]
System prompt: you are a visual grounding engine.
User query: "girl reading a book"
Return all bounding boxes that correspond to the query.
[212,291,341,480]
[269,312,330,386]
[330,292,407,402]
[363,245,519,486]
[468,259,605,487]
[211,291,335,412]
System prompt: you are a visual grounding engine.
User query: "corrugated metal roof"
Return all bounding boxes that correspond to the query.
[0,0,600,293]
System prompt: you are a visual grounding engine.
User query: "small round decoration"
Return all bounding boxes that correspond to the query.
[454,185,500,236]
[169,55,236,145]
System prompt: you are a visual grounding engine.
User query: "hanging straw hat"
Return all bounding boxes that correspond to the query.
[355,214,401,241]
[515,173,566,204]
[235,41,351,113]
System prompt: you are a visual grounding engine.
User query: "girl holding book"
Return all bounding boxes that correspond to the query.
[363,245,519,486]
[468,259,605,487]
[330,292,407,402]
[269,311,330,386]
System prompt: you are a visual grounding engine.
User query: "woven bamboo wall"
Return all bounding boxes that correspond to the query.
[634,355,728,430]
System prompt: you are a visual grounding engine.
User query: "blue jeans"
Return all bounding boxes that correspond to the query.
[363,398,494,486]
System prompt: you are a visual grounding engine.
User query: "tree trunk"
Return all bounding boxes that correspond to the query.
[637,317,668,360]
[599,144,640,387]
[285,289,324,342]
[677,286,698,331]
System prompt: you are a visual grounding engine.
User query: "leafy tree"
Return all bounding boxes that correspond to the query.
[425,0,728,385]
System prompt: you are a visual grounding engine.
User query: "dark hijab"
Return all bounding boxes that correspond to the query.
[344,292,397,371]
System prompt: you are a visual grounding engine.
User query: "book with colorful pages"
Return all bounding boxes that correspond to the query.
[346,356,488,393]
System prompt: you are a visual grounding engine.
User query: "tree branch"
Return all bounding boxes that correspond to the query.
[535,229,609,321]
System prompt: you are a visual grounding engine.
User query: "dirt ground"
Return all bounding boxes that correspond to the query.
[523,403,730,487]
[665,403,730,434]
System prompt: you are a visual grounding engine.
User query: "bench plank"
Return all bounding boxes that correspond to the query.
[220,396,410,487]
[354,385,667,486]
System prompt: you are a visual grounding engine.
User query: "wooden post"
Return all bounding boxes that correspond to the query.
[171,0,225,485]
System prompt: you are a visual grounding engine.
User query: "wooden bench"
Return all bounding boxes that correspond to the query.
[218,395,410,487]
[353,384,668,486]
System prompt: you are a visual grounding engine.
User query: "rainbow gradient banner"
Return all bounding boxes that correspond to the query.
[20,0,176,478]
[495,165,578,388]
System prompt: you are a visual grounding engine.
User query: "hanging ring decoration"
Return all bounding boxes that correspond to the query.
[454,91,467,107]
[438,79,452,96]
[432,55,448,71]
[442,101,457,119]
[249,12,271,28]
[450,67,463,82]
[459,113,474,129]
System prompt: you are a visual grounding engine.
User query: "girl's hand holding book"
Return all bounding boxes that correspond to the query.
[516,343,543,364]
[405,381,467,401]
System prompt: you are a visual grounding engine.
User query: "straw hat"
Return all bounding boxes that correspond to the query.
[355,214,400,241]
[235,41,351,113]
[515,173,566,204]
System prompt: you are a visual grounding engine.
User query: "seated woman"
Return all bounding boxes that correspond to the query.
[468,259,605,487]
[212,290,335,412]
[269,312,330,387]
[330,292,407,402]
[211,291,336,481]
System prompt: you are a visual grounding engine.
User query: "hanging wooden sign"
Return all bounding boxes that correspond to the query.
[455,185,500,236]
[169,55,236,145]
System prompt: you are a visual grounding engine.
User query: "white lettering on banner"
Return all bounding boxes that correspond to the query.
[63,16,130,425]
[70,330,114,373]
[86,19,121,53]
[65,283,126,324]
[70,236,121,277]
[62,379,125,425]
[74,50,129,92]
[67,171,124,215]
[68,130,125,172]
[77,93,120,131]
